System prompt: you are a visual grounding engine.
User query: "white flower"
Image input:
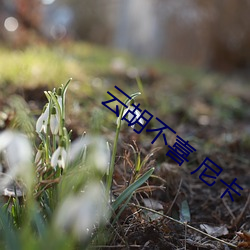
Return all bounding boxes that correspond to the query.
[54,182,109,240]
[50,106,60,135]
[0,130,33,190]
[51,145,67,169]
[117,105,144,128]
[67,136,110,173]
[36,104,50,134]
[91,137,110,173]
[57,95,63,112]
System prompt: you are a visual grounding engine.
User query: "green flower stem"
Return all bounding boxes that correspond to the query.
[61,78,71,127]
[44,139,49,165]
[136,77,148,107]
[106,91,141,198]
[63,127,70,150]
[52,134,56,152]
[106,110,122,197]
[44,96,53,164]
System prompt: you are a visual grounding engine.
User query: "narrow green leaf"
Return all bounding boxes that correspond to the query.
[0,208,21,250]
[135,152,141,172]
[32,209,45,237]
[179,199,191,222]
[62,78,72,96]
[136,77,148,107]
[112,193,133,225]
[112,167,154,211]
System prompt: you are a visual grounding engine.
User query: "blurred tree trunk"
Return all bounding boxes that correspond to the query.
[15,0,42,45]
[16,0,41,31]
[205,0,250,71]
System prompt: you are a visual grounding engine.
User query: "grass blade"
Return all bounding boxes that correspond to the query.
[112,167,154,211]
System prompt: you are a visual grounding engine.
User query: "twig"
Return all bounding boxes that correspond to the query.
[222,198,236,221]
[233,192,250,227]
[166,178,183,215]
[89,245,141,248]
[184,221,187,250]
[39,177,60,184]
[34,180,59,198]
[129,203,237,249]
[105,221,128,247]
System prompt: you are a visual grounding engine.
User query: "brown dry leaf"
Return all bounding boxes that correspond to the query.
[142,198,164,221]
[200,224,228,237]
[143,198,164,211]
[237,231,250,248]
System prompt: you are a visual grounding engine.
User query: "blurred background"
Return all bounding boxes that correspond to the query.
[0,1,250,246]
[1,0,250,72]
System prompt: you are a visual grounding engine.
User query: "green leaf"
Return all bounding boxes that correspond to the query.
[32,209,46,237]
[112,193,133,225]
[136,77,148,107]
[0,207,21,250]
[112,167,154,211]
[179,199,191,222]
[135,152,141,173]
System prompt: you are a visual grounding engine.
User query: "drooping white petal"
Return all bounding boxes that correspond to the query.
[5,133,32,171]
[123,107,143,128]
[61,147,67,161]
[92,138,110,173]
[128,111,134,122]
[51,146,67,169]
[44,103,50,117]
[67,137,87,164]
[135,109,141,119]
[41,121,48,133]
[0,130,14,151]
[36,113,45,133]
[135,109,144,124]
[116,107,129,125]
[54,182,109,240]
[67,136,110,173]
[58,148,67,169]
[57,96,63,112]
[122,108,129,118]
[51,146,61,168]
[36,104,50,134]
[50,114,59,135]
[0,130,33,190]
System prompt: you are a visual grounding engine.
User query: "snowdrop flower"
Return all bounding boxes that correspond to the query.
[92,138,110,173]
[0,130,33,190]
[54,182,109,240]
[117,104,144,128]
[51,143,67,169]
[67,135,110,173]
[50,106,60,135]
[36,103,50,134]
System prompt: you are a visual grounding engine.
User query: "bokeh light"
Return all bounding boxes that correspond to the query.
[50,24,67,40]
[41,0,55,5]
[4,17,19,32]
